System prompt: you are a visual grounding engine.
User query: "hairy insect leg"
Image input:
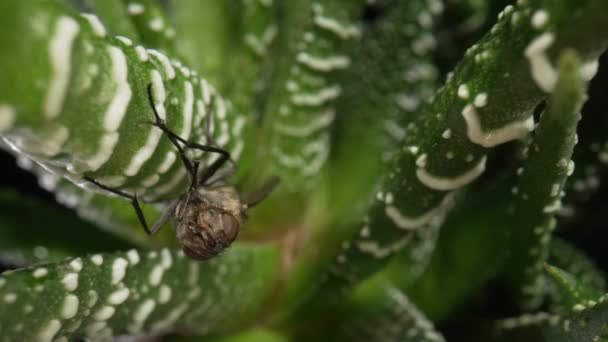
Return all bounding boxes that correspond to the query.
[146,84,198,182]
[146,83,235,187]
[158,123,234,167]
[83,176,156,235]
[148,119,235,185]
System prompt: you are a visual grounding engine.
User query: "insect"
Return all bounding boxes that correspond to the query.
[84,84,279,260]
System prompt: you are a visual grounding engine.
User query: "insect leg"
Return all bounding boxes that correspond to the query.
[145,83,198,178]
[158,124,233,164]
[148,199,179,234]
[146,84,238,188]
[150,119,235,184]
[83,176,154,235]
[196,146,231,185]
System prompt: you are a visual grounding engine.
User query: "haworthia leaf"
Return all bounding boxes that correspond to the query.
[504,49,588,308]
[444,0,490,35]
[335,280,445,342]
[2,150,174,247]
[327,0,442,228]
[256,0,366,196]
[179,328,290,342]
[558,67,608,219]
[542,293,608,342]
[402,190,511,321]
[497,311,560,338]
[44,176,175,247]
[280,0,608,321]
[172,0,279,192]
[172,0,243,91]
[86,0,140,40]
[221,0,279,117]
[545,264,603,315]
[549,238,606,296]
[0,0,249,204]
[276,0,444,320]
[326,0,444,287]
[0,188,132,266]
[0,243,280,340]
[120,0,176,54]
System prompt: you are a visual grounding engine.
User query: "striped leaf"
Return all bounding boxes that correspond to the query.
[0,188,132,266]
[280,0,608,321]
[0,0,249,205]
[503,49,589,308]
[335,279,444,342]
[120,0,176,53]
[257,0,366,196]
[0,244,280,340]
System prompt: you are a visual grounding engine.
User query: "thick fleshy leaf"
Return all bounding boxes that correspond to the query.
[542,294,608,342]
[175,328,289,342]
[0,243,280,340]
[280,0,608,321]
[0,0,249,202]
[10,159,174,247]
[335,279,445,342]
[172,0,244,90]
[0,188,132,266]
[172,0,279,195]
[549,238,606,298]
[255,0,366,198]
[86,0,139,40]
[401,190,511,321]
[0,0,254,245]
[119,0,176,53]
[503,49,589,307]
[278,0,444,320]
[545,264,603,314]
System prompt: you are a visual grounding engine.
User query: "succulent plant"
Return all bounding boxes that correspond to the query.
[1,0,608,341]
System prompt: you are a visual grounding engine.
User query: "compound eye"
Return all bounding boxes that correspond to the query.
[221,213,239,241]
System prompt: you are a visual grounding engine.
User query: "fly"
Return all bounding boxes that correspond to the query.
[84,84,279,260]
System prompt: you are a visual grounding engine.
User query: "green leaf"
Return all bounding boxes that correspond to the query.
[0,0,251,224]
[11,160,173,247]
[549,238,606,296]
[0,188,132,265]
[504,49,588,307]
[328,0,442,228]
[172,0,243,90]
[120,0,176,53]
[281,0,608,322]
[542,294,608,342]
[277,0,444,320]
[87,0,139,40]
[545,264,603,315]
[402,190,511,321]
[0,243,280,340]
[189,328,290,342]
[335,279,445,342]
[173,0,279,192]
[255,0,366,198]
[498,249,608,341]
